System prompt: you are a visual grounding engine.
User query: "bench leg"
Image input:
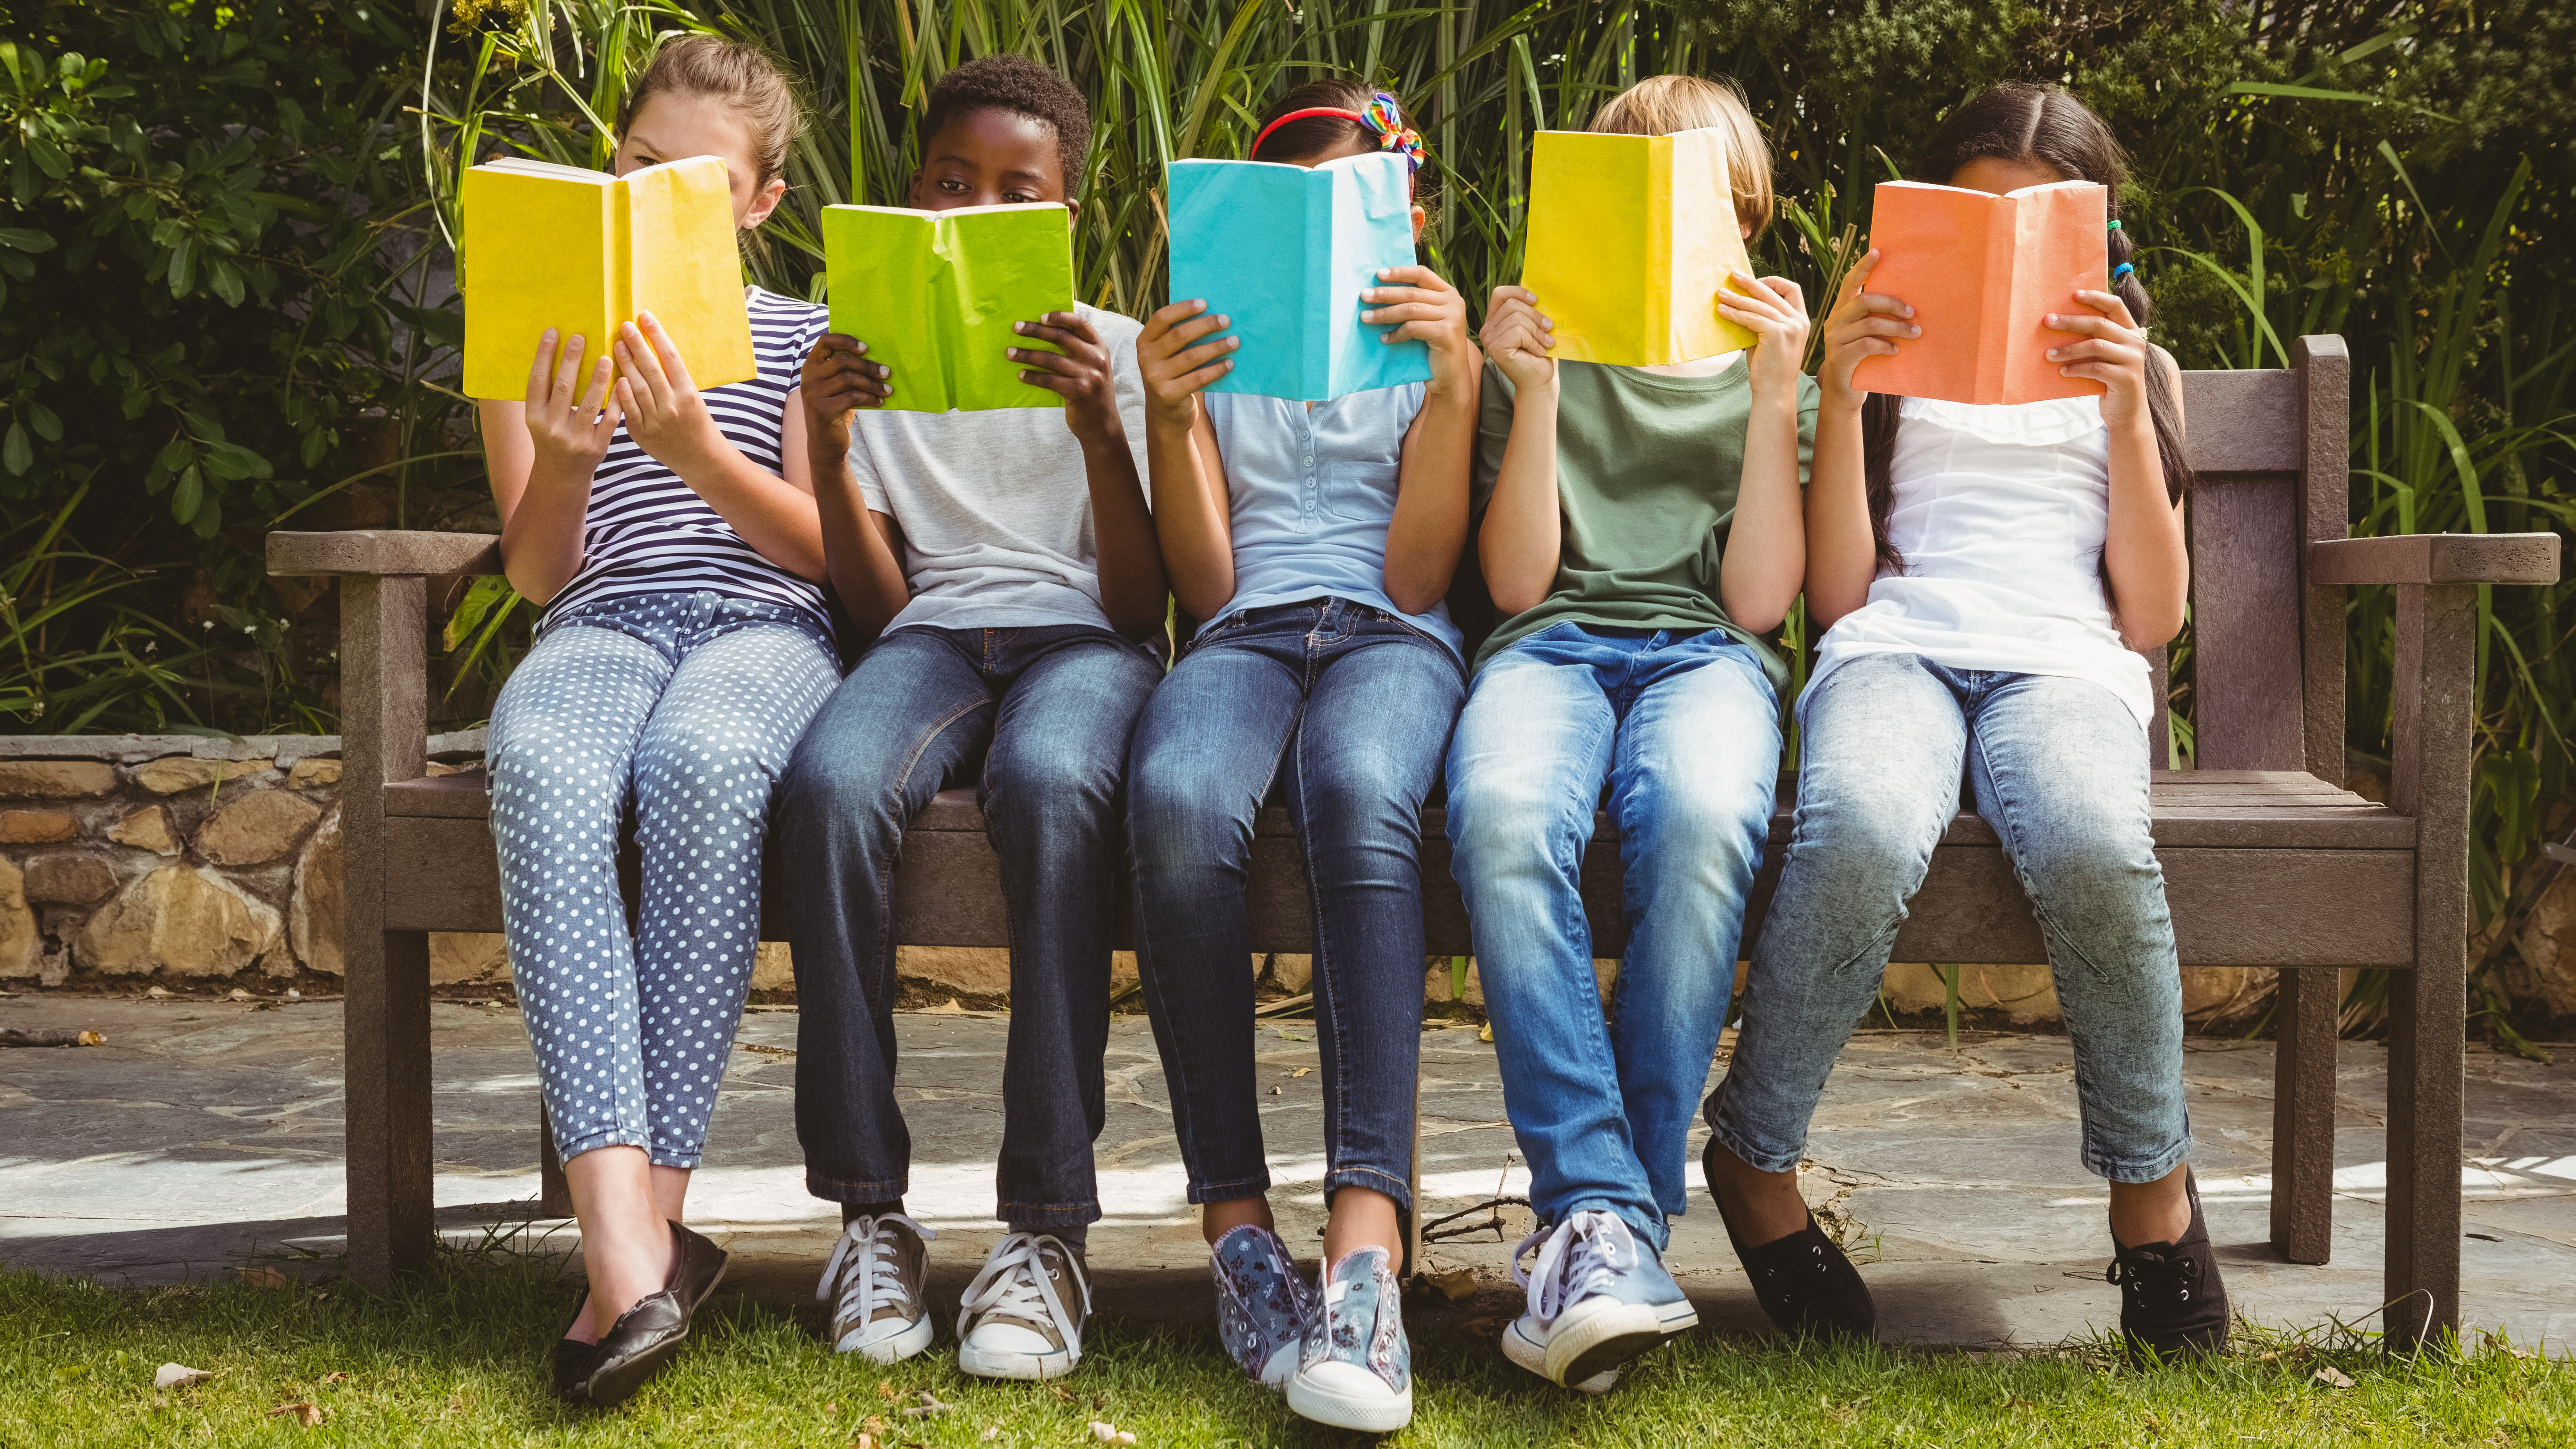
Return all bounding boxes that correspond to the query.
[2268,967,2337,1263]
[346,927,434,1290]
[2385,958,2463,1346]
[539,1106,575,1218]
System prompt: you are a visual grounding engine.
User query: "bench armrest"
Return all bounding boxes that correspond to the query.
[2309,533,2561,587]
[269,530,503,578]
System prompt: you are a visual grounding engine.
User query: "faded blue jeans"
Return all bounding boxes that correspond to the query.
[1444,623,1783,1252]
[1709,651,2191,1183]
[1127,598,1465,1214]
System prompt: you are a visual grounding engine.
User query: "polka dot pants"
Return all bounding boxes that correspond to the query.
[488,591,839,1169]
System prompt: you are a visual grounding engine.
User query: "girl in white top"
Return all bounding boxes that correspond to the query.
[1702,84,2230,1364]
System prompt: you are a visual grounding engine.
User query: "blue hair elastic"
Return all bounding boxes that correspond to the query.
[2111,262,2135,281]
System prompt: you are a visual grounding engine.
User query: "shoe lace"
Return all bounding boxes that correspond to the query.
[2105,1244,2203,1304]
[1512,1211,1635,1325]
[818,1213,936,1328]
[959,1232,1091,1355]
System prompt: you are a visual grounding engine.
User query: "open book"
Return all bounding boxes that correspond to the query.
[1165,152,1431,401]
[1852,179,2110,406]
[460,156,754,400]
[1518,128,1757,368]
[821,203,1075,413]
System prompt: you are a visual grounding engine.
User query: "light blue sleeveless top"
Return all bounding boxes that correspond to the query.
[1200,384,1463,657]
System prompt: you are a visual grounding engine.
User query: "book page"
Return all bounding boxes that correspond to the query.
[822,203,1072,412]
[1852,181,2001,405]
[1521,130,1660,365]
[623,156,756,390]
[1168,159,1325,399]
[1997,181,2110,405]
[1663,127,1756,364]
[460,165,615,400]
[478,157,612,183]
[1320,151,1430,400]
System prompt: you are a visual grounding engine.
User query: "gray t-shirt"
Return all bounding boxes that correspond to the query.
[850,302,1152,634]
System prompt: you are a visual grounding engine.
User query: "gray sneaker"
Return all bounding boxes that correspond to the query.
[819,1213,936,1364]
[956,1232,1091,1381]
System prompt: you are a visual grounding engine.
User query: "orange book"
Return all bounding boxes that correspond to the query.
[1851,179,2109,406]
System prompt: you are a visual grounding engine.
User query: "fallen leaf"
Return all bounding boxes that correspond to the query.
[1088,1424,1137,1445]
[1290,1067,1311,1078]
[321,1372,350,1383]
[1479,1022,1494,1043]
[854,1436,877,1449]
[980,1430,1001,1443]
[154,1363,213,1390]
[228,988,253,1001]
[904,1390,951,1418]
[823,1402,838,1415]
[240,1265,290,1289]
[1426,1267,1478,1302]
[77,1030,102,1046]
[877,1381,900,1402]
[1462,1314,1506,1339]
[1269,1086,1283,1096]
[145,986,171,1000]
[268,1402,323,1427]
[1049,1385,1074,1403]
[2314,1366,2356,1390]
[863,1415,886,1435]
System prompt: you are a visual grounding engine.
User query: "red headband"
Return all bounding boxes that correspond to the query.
[1249,93,1425,172]
[1249,106,1367,161]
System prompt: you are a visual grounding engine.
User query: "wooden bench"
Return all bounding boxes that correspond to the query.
[270,334,2559,1347]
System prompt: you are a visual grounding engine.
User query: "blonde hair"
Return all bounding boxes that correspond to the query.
[1588,75,1774,239]
[616,34,803,191]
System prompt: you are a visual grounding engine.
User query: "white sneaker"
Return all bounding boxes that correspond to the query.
[818,1213,936,1364]
[1501,1314,1622,1394]
[956,1233,1090,1381]
[1508,1211,1697,1387]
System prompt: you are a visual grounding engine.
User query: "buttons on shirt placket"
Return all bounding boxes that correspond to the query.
[1297,407,1319,530]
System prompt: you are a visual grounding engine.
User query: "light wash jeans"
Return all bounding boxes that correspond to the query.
[1444,623,1782,1251]
[1708,651,2191,1184]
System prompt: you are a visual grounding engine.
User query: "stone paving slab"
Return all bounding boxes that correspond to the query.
[2,995,2572,1350]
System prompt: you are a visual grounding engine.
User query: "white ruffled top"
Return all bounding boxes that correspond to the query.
[1808,393,2152,728]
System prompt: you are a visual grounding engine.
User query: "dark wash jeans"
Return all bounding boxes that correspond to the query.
[1127,598,1466,1213]
[774,623,1161,1226]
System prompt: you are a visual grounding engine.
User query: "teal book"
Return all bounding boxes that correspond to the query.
[1166,152,1431,401]
[820,202,1074,412]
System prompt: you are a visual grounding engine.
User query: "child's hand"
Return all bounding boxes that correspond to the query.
[1816,250,1917,410]
[2045,290,2154,431]
[1363,265,1474,394]
[1010,311,1127,448]
[1480,285,1557,391]
[1136,299,1236,435]
[521,328,621,475]
[614,312,725,475]
[1720,271,1811,394]
[801,333,892,457]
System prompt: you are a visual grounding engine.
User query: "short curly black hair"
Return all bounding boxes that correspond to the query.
[919,55,1093,199]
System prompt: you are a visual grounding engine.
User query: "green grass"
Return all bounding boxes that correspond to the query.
[3,1246,2569,1447]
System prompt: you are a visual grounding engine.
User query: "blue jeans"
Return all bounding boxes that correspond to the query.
[1443,623,1782,1251]
[1709,652,2191,1183]
[488,592,839,1168]
[774,624,1162,1225]
[1127,598,1465,1212]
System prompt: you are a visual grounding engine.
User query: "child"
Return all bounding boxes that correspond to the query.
[476,34,839,1407]
[1703,81,2224,1359]
[1124,82,1474,1433]
[1442,74,1816,1390]
[782,54,1165,1381]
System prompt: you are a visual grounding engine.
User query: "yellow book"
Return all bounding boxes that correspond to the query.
[1517,129,1756,367]
[461,156,756,399]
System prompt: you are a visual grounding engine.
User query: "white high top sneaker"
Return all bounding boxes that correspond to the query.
[818,1214,937,1364]
[956,1232,1091,1381]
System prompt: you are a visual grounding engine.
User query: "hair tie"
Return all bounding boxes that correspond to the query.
[2110,262,2135,281]
[1248,93,1424,173]
[2107,219,2123,232]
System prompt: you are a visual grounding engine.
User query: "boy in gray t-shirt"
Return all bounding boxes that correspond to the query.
[775,55,1167,1382]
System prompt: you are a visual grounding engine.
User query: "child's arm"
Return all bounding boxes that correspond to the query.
[1716,270,1813,633]
[1475,285,1563,617]
[1805,251,1917,629]
[801,332,914,639]
[613,313,827,582]
[481,329,620,605]
[2046,291,2189,649]
[1010,311,1170,641]
[1135,298,1239,622]
[1367,265,1479,615]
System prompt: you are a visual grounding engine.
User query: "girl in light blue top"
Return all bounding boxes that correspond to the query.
[1123,81,1476,1434]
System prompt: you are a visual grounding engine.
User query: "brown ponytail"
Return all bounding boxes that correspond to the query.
[1864,83,2194,572]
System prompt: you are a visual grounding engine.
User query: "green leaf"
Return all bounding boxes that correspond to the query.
[208,258,244,307]
[25,400,59,442]
[0,228,55,252]
[2,421,30,476]
[153,437,194,478]
[170,464,203,522]
[165,238,194,296]
[26,133,68,179]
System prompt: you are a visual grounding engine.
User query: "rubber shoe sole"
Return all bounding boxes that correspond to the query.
[1545,1295,1697,1387]
[1285,1360,1412,1432]
[1255,1340,1300,1390]
[957,1338,1080,1381]
[1502,1315,1620,1394]
[835,1311,933,1364]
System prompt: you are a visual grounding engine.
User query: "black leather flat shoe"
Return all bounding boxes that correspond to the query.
[1705,1136,1877,1342]
[583,1221,731,1409]
[551,1296,599,1403]
[2109,1169,2230,1362]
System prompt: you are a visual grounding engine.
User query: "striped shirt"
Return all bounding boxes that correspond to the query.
[542,287,833,635]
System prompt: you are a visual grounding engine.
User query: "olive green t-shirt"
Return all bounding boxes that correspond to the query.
[1470,358,1820,683]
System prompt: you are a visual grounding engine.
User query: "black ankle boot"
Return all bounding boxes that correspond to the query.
[1704,1136,1876,1342]
[2107,1169,2229,1361]
[583,1221,731,1408]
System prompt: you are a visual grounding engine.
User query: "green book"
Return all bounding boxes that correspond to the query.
[822,202,1076,413]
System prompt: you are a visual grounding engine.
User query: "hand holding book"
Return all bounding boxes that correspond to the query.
[521,327,623,476]
[611,312,728,478]
[1357,264,1474,395]
[1008,311,1127,448]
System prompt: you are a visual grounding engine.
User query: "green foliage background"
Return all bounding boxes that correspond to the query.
[1,0,2572,1025]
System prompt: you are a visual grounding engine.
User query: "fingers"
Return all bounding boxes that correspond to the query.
[1374,264,1456,293]
[545,331,587,406]
[614,320,673,413]
[576,352,616,416]
[1144,297,1212,338]
[1147,309,1233,352]
[1008,343,1088,379]
[1360,301,1454,327]
[1490,284,1537,309]
[1846,249,1881,293]
[636,311,696,392]
[1025,311,1102,347]
[2074,288,2140,328]
[528,328,568,402]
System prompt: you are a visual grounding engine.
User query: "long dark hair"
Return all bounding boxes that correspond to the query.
[1862,83,2193,572]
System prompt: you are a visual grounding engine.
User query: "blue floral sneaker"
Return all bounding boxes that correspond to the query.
[1284,1247,1411,1432]
[1508,1210,1697,1387]
[1211,1224,1317,1388]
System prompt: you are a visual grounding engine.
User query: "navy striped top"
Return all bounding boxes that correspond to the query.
[542,287,833,634]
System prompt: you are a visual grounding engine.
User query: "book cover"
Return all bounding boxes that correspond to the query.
[820,203,1076,413]
[1165,151,1431,401]
[1517,128,1757,368]
[1851,179,2110,406]
[461,155,755,399]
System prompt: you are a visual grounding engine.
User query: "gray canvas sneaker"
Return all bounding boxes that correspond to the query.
[819,1213,936,1364]
[956,1232,1091,1381]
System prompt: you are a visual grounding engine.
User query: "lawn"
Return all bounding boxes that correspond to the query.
[3,1239,2568,1449]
